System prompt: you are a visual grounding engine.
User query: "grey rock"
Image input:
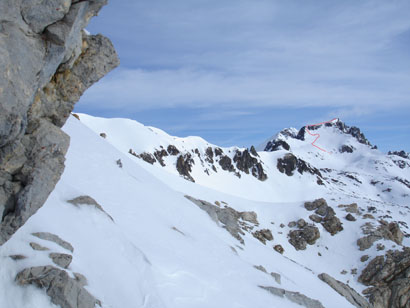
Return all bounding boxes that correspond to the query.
[0,0,118,246]
[270,272,282,284]
[288,225,320,250]
[21,0,71,33]
[176,154,195,182]
[309,214,323,223]
[315,204,328,216]
[167,145,180,156]
[361,255,370,262]
[277,153,322,178]
[305,198,328,211]
[274,244,285,254]
[346,214,357,221]
[185,195,258,244]
[240,211,259,225]
[254,265,281,284]
[136,152,156,164]
[297,218,307,228]
[49,253,72,269]
[318,273,371,308]
[9,254,27,261]
[254,265,268,273]
[30,242,49,251]
[67,195,114,221]
[359,248,410,308]
[253,229,273,244]
[260,286,326,308]
[32,232,74,253]
[233,148,267,181]
[357,235,382,251]
[73,272,88,287]
[338,203,360,214]
[357,221,404,251]
[321,216,344,236]
[288,221,297,228]
[16,266,99,308]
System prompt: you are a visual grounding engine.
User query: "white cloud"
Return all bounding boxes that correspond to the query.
[83,0,410,113]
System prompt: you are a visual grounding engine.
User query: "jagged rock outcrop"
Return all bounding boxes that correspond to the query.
[359,248,410,308]
[185,195,259,244]
[340,145,355,153]
[357,221,404,251]
[67,195,114,221]
[260,286,325,308]
[135,145,267,182]
[388,151,410,169]
[277,153,323,184]
[32,231,74,252]
[318,273,371,308]
[0,0,119,245]
[296,120,373,147]
[176,153,195,182]
[388,151,410,160]
[16,266,101,308]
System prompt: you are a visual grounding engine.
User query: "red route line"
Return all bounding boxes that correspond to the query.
[305,118,338,154]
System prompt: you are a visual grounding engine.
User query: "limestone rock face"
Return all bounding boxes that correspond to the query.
[0,0,119,245]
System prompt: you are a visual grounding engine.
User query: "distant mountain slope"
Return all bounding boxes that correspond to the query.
[1,114,408,308]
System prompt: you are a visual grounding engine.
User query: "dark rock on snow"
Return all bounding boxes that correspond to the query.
[288,225,320,251]
[176,154,195,182]
[253,229,273,244]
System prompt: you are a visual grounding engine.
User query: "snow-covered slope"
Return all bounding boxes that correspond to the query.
[1,115,409,308]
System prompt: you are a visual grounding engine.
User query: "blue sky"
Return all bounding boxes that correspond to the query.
[76,0,410,152]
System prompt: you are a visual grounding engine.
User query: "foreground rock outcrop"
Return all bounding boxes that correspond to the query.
[16,266,100,308]
[318,273,371,308]
[0,0,119,245]
[359,248,410,308]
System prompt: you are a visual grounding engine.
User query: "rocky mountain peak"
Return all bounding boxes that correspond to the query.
[263,119,375,153]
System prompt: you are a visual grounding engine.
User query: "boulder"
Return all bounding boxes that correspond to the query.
[274,245,285,254]
[304,199,328,211]
[16,266,100,308]
[288,225,320,251]
[253,229,273,244]
[322,216,343,236]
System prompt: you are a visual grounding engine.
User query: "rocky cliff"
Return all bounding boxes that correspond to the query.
[0,0,119,245]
